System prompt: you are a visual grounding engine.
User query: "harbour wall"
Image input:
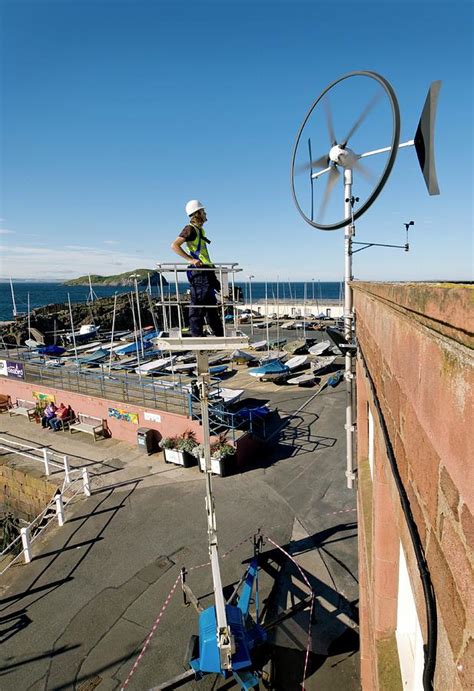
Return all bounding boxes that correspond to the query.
[239,301,343,318]
[353,282,473,690]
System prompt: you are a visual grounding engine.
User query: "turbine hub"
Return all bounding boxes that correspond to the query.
[329,145,356,167]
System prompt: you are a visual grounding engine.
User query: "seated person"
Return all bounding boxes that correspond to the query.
[50,404,73,431]
[41,402,57,428]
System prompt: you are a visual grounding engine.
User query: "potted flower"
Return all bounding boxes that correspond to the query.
[160,430,198,468]
[194,433,236,477]
[33,401,46,424]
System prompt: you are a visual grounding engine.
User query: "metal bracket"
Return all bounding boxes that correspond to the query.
[153,335,249,352]
[344,423,356,432]
[180,567,203,613]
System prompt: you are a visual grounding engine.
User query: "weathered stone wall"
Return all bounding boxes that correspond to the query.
[0,463,60,521]
[353,282,473,690]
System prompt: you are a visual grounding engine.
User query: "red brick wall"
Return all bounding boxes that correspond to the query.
[0,377,203,445]
[353,282,473,690]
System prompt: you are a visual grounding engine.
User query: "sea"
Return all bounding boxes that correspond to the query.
[0,281,343,322]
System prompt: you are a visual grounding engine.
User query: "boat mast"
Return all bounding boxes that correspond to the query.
[108,292,118,376]
[129,292,142,377]
[67,294,79,364]
[9,278,18,318]
[265,282,269,355]
[87,274,98,304]
[303,282,307,340]
[276,277,280,345]
[27,293,31,338]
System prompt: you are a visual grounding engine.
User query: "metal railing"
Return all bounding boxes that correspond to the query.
[0,439,93,576]
[1,348,265,435]
[0,349,194,417]
[192,402,270,443]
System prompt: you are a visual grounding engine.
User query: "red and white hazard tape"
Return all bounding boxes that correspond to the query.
[323,507,357,517]
[265,535,315,690]
[121,572,181,690]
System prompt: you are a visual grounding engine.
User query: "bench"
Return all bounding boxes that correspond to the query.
[52,411,77,431]
[69,413,105,441]
[9,399,37,421]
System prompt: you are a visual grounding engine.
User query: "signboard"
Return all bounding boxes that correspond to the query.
[6,361,24,379]
[0,359,25,379]
[108,407,139,424]
[144,411,161,423]
[33,391,56,404]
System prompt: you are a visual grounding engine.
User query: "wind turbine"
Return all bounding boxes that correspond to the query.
[290,71,441,490]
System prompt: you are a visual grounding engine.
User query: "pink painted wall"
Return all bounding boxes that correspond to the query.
[0,377,203,445]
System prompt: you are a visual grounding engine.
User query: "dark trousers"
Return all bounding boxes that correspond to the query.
[188,272,223,337]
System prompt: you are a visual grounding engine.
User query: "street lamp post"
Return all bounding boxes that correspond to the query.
[248,275,255,335]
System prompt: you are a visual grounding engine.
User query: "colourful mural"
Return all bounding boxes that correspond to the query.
[33,391,56,404]
[108,407,139,424]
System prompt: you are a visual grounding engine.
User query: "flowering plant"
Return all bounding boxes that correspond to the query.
[192,432,235,459]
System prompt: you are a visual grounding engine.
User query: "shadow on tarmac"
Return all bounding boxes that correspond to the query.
[164,523,359,689]
[0,481,140,649]
[254,522,359,688]
[0,644,80,675]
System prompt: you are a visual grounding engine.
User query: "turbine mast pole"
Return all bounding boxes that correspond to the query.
[343,169,356,490]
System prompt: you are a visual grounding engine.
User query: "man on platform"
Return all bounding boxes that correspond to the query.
[171,200,224,337]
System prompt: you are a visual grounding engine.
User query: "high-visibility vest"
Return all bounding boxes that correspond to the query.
[186,224,212,266]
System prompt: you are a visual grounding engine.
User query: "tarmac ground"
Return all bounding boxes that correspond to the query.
[0,351,359,691]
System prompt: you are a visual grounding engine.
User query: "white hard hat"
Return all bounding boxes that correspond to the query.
[185,199,205,217]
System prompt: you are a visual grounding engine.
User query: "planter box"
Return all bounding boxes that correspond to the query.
[163,448,196,468]
[198,454,235,477]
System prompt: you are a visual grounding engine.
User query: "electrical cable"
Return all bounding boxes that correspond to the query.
[358,345,437,690]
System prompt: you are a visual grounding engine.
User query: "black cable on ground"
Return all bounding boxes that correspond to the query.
[358,345,437,691]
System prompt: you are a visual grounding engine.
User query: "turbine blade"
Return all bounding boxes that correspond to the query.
[352,158,376,183]
[324,98,337,145]
[318,165,340,221]
[342,91,382,146]
[296,154,328,173]
[308,139,314,221]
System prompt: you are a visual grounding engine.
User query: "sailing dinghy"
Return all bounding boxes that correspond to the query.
[248,359,290,381]
[231,349,257,363]
[284,355,309,371]
[135,355,177,375]
[311,355,337,373]
[308,340,331,355]
[251,340,268,351]
[287,373,316,386]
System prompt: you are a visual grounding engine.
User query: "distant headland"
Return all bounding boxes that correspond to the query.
[63,269,167,287]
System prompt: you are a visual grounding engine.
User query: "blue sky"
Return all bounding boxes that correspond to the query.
[0,0,472,281]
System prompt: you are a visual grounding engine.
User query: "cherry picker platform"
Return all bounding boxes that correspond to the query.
[151,263,268,690]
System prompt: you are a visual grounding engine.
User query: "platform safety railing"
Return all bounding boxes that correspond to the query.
[155,262,243,336]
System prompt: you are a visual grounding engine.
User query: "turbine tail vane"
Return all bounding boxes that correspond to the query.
[414,80,441,195]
